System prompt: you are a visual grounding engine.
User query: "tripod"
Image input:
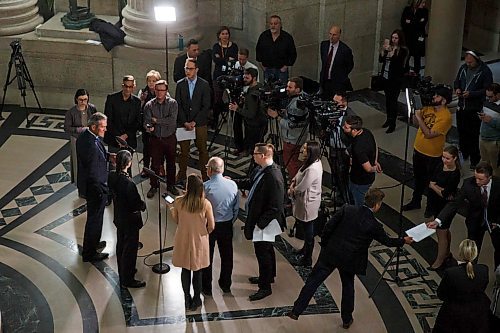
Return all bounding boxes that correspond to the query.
[370,88,427,297]
[326,126,351,209]
[0,40,43,126]
[208,91,236,162]
[143,167,171,274]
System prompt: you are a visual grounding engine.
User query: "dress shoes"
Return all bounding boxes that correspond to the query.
[147,187,157,199]
[167,185,180,196]
[402,200,421,211]
[385,126,395,134]
[220,286,231,293]
[82,252,109,262]
[202,289,212,297]
[382,121,390,128]
[248,276,275,284]
[184,295,192,309]
[286,311,299,320]
[342,318,354,329]
[190,298,202,311]
[249,289,272,301]
[121,279,146,288]
[96,241,106,252]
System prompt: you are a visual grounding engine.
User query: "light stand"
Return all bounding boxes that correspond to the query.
[143,167,170,274]
[370,88,426,297]
[154,6,177,84]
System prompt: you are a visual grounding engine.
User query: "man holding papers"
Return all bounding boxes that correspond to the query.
[427,162,500,268]
[287,188,412,329]
[176,58,212,182]
[235,143,285,301]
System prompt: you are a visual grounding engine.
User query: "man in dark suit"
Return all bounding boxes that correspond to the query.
[429,162,500,268]
[76,112,114,262]
[173,39,212,85]
[287,188,412,328]
[319,25,354,100]
[175,58,212,182]
[235,143,285,301]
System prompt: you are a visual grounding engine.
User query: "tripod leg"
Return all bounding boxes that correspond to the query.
[0,56,15,118]
[208,110,227,151]
[19,55,43,114]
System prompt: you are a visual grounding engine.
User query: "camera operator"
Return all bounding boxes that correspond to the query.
[329,92,356,205]
[228,68,267,156]
[267,77,308,179]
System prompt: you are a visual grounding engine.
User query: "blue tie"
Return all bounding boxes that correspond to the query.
[189,80,195,99]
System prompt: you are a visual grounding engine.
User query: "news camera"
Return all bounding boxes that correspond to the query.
[258,78,287,110]
[216,67,245,103]
[297,94,345,134]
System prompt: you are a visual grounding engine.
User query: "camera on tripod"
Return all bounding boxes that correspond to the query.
[297,94,345,134]
[258,78,287,110]
[216,67,245,104]
[10,40,22,56]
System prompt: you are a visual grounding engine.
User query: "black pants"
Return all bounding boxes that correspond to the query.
[456,108,482,165]
[292,260,355,324]
[116,226,139,284]
[296,219,314,263]
[244,124,266,152]
[82,190,107,259]
[411,150,441,204]
[233,112,244,151]
[141,131,151,169]
[181,268,202,302]
[383,81,402,126]
[329,148,350,203]
[468,224,500,268]
[202,221,234,291]
[254,241,276,291]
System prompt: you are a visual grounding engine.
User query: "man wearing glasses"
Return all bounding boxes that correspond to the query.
[144,80,179,197]
[479,83,500,176]
[175,58,212,183]
[103,75,142,158]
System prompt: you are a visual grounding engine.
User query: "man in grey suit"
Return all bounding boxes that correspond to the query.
[175,58,212,182]
[287,188,412,329]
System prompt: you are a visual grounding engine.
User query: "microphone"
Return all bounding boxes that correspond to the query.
[115,136,135,153]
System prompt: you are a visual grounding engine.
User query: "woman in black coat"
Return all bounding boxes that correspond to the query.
[433,239,490,333]
[400,0,428,75]
[379,29,409,133]
[109,150,146,288]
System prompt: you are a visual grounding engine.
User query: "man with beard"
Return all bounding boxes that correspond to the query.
[228,68,267,155]
[403,86,453,215]
[173,39,212,85]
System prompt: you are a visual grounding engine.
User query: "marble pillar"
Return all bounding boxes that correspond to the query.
[122,0,201,49]
[425,0,467,84]
[0,0,44,36]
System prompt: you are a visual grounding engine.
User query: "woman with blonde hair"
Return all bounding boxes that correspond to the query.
[171,174,215,311]
[433,239,490,333]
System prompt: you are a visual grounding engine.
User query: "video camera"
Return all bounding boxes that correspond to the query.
[297,94,345,134]
[258,78,287,110]
[216,67,245,103]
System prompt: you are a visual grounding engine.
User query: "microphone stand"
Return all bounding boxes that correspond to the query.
[143,167,170,274]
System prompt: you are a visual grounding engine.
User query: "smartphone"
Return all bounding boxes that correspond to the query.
[164,195,174,204]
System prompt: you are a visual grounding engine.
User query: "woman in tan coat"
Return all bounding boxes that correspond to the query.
[171,174,215,311]
[289,141,323,266]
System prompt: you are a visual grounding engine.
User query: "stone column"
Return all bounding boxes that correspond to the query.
[122,0,201,49]
[425,0,467,84]
[0,0,44,36]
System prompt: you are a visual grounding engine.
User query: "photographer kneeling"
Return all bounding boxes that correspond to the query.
[267,77,309,179]
[228,68,267,156]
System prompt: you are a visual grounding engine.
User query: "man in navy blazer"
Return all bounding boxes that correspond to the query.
[429,162,500,268]
[76,112,114,262]
[319,25,354,100]
[175,58,212,182]
[288,188,412,328]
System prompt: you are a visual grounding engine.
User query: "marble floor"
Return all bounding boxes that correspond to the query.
[0,86,498,333]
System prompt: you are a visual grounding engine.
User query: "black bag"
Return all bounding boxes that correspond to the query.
[371,75,385,92]
[314,204,330,237]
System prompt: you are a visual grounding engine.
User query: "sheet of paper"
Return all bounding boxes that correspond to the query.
[482,106,500,118]
[86,40,101,45]
[253,219,282,242]
[176,127,196,141]
[406,223,436,242]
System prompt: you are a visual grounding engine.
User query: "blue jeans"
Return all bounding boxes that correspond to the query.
[349,180,371,207]
[264,67,288,84]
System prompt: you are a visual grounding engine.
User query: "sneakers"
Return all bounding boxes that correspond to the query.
[147,187,158,199]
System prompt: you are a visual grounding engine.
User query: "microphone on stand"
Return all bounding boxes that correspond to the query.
[115,136,135,153]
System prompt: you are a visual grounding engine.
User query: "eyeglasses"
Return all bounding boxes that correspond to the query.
[184,67,196,71]
[123,84,134,88]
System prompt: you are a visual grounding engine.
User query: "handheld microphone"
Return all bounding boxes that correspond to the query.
[115,136,135,153]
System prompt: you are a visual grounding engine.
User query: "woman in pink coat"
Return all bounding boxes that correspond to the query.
[171,174,215,311]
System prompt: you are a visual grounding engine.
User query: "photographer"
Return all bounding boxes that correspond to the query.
[267,77,308,178]
[228,68,267,155]
[403,86,452,214]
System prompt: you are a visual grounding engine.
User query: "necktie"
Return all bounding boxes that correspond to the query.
[325,44,334,80]
[481,186,488,208]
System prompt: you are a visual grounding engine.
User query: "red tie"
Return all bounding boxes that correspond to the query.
[325,44,334,80]
[481,186,488,208]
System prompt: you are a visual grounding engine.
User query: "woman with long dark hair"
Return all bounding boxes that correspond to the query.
[379,29,409,133]
[426,145,461,270]
[171,174,215,311]
[108,150,146,288]
[64,89,97,192]
[433,239,490,333]
[288,141,323,266]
